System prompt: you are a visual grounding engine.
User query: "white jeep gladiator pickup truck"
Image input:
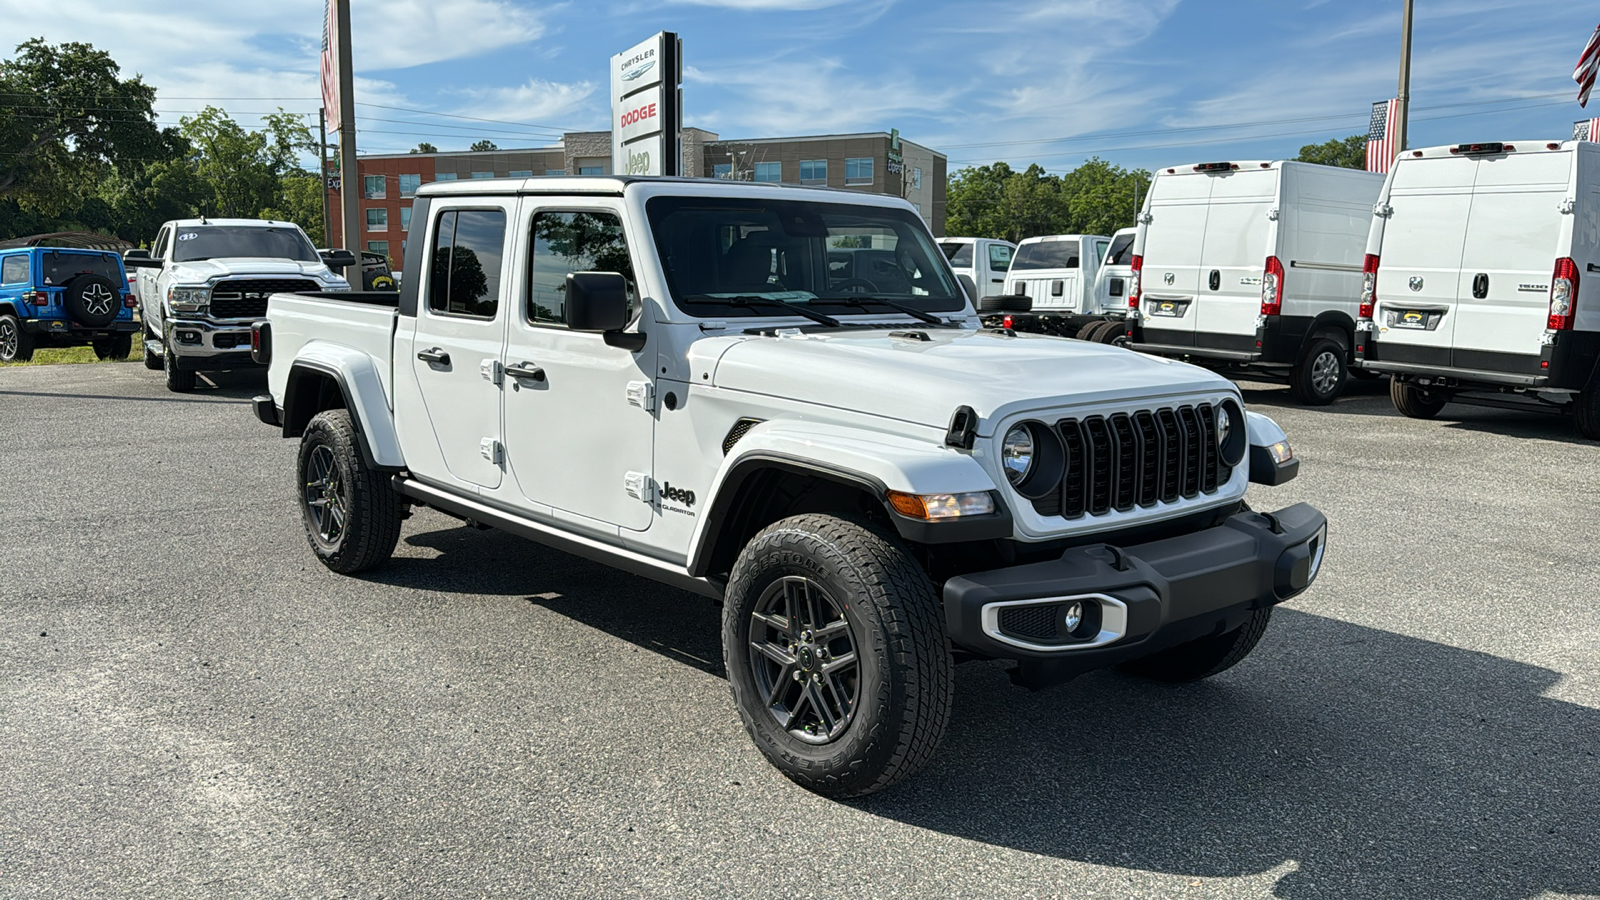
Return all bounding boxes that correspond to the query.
[123,218,352,392]
[251,176,1326,798]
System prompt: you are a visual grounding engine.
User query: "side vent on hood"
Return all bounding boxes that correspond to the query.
[723,418,765,455]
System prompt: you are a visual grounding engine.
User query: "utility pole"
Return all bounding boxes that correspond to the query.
[318,107,331,248]
[334,0,360,282]
[1395,0,1414,159]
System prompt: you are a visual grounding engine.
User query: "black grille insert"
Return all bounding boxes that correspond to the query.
[998,605,1059,641]
[1033,402,1230,519]
[208,279,320,319]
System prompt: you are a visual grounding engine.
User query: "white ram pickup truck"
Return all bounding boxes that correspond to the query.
[251,177,1327,798]
[123,218,352,392]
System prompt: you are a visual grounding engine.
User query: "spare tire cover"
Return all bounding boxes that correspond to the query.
[64,274,121,328]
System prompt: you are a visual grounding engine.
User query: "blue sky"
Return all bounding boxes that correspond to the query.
[3,0,1596,174]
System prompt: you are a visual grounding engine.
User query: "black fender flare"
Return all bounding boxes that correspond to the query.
[282,361,395,472]
[1299,311,1356,360]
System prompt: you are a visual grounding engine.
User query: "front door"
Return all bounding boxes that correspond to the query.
[501,203,655,532]
[984,241,1012,294]
[409,204,511,490]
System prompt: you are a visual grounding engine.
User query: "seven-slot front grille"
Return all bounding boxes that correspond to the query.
[208,279,319,319]
[1029,402,1228,519]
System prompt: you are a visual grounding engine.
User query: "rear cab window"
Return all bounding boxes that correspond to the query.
[1013,241,1079,270]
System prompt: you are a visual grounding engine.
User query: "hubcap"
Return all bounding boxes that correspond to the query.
[303,445,348,544]
[1311,350,1341,395]
[748,575,860,744]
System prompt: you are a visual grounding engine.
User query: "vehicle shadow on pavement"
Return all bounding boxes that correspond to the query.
[370,522,1597,899]
[1239,378,1593,443]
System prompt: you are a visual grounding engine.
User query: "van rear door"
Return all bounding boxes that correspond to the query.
[1139,175,1211,343]
[1451,150,1571,372]
[1373,155,1477,366]
[1194,168,1277,347]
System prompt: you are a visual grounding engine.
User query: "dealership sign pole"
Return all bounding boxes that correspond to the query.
[611,32,682,177]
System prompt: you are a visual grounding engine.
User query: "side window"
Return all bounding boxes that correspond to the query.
[945,243,973,267]
[989,244,1012,272]
[528,211,638,327]
[1095,239,1110,262]
[427,209,506,319]
[1,255,28,284]
[152,228,171,259]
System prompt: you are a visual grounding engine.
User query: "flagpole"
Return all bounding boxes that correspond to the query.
[319,107,331,248]
[334,0,360,282]
[1395,0,1414,159]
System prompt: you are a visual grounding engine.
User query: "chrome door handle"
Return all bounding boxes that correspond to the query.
[417,347,450,365]
[505,362,546,383]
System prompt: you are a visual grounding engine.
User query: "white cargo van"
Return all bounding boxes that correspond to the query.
[1356,140,1600,437]
[1127,161,1384,404]
[939,237,1015,302]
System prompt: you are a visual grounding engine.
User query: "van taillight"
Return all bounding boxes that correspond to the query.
[1261,256,1285,316]
[1359,254,1380,319]
[1548,257,1579,331]
[1128,254,1143,309]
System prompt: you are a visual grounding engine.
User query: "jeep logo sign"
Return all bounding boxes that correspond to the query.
[611,32,681,177]
[662,482,696,507]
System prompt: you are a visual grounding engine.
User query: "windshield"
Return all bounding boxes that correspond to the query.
[1012,240,1079,271]
[1105,233,1135,267]
[646,196,965,319]
[170,226,318,263]
[39,250,123,286]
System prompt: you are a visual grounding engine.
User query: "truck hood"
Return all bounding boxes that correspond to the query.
[168,258,338,283]
[707,327,1236,431]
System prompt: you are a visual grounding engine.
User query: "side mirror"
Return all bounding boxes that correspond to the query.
[123,255,163,269]
[124,248,150,260]
[319,249,358,269]
[565,271,631,332]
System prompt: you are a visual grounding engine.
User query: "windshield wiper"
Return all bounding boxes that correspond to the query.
[829,296,950,326]
[716,295,842,327]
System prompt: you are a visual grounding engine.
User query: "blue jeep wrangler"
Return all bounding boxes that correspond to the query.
[0,247,139,363]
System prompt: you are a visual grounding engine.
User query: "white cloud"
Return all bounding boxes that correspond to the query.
[671,0,863,8]
[451,77,602,131]
[351,0,547,70]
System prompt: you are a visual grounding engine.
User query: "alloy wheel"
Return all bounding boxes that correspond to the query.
[303,444,348,544]
[748,575,861,744]
[0,320,15,361]
[1311,350,1341,396]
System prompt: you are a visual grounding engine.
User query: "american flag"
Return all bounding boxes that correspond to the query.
[321,0,341,129]
[1365,99,1399,174]
[1576,23,1600,107]
[1575,119,1600,142]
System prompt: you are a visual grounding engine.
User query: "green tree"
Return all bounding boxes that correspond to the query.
[1297,134,1368,169]
[411,142,438,154]
[946,162,1014,239]
[947,157,1151,241]
[179,106,314,219]
[1058,157,1150,237]
[261,173,326,245]
[470,140,498,152]
[103,159,214,242]
[0,38,176,216]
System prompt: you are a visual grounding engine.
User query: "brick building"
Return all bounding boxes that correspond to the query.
[328,129,946,276]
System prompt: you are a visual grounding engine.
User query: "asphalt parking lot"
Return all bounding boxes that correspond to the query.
[2,362,1597,900]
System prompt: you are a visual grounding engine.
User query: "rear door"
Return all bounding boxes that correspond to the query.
[1373,156,1477,364]
[1140,175,1212,341]
[1451,150,1571,370]
[1195,168,1276,343]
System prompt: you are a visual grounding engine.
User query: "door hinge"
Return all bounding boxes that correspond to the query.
[480,359,504,385]
[626,380,655,411]
[1136,212,1153,225]
[1373,202,1394,218]
[1558,197,1576,214]
[479,438,503,465]
[624,471,654,502]
[1266,207,1280,221]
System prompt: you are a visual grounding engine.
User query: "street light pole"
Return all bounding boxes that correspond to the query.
[1395,0,1414,159]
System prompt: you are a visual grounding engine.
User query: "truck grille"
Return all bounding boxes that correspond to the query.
[1030,403,1228,519]
[208,279,319,319]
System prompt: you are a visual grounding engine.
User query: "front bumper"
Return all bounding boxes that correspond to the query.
[163,318,263,370]
[943,503,1327,671]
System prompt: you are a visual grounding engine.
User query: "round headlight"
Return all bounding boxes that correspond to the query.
[1217,399,1247,467]
[1001,424,1035,485]
[1217,405,1232,447]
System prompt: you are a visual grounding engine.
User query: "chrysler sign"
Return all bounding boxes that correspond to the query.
[611,32,681,177]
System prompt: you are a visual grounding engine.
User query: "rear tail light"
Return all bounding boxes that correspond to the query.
[1359,254,1380,319]
[1128,254,1143,309]
[1548,257,1579,331]
[1261,256,1285,316]
[1002,314,1014,329]
[123,293,137,308]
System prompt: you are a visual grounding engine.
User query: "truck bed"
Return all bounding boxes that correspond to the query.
[266,291,399,410]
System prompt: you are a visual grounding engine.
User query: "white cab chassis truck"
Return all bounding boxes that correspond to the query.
[939,236,1016,302]
[122,218,351,392]
[1127,161,1384,404]
[1354,140,1600,438]
[252,177,1327,797]
[975,234,1134,345]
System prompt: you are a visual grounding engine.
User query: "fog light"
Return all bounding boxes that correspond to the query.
[1062,601,1083,632]
[178,331,201,345]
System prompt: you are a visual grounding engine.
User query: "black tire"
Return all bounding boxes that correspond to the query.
[1390,378,1448,419]
[1119,608,1273,683]
[1075,319,1107,340]
[723,514,953,798]
[1574,382,1600,440]
[297,409,403,574]
[0,314,34,363]
[93,333,132,361]
[63,274,121,328]
[979,294,1032,313]
[1094,320,1126,344]
[163,339,196,393]
[1289,335,1348,405]
[142,327,163,370]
